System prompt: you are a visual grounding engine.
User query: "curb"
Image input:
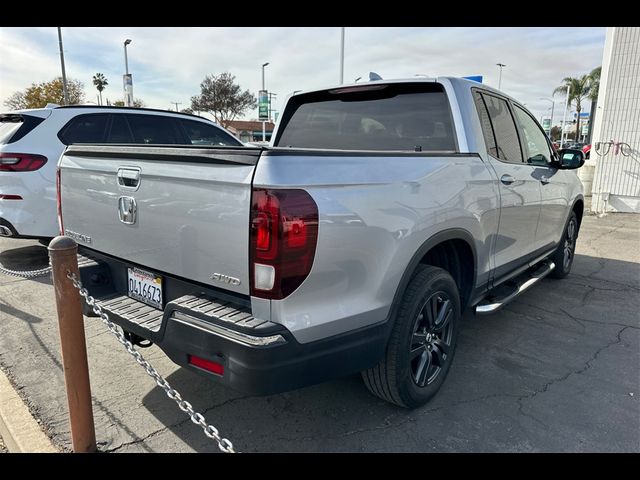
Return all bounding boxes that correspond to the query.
[0,368,58,453]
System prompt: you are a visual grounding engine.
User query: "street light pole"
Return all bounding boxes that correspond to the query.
[540,97,555,136]
[262,62,269,142]
[268,92,277,121]
[124,40,131,75]
[560,85,571,149]
[57,27,70,105]
[340,27,345,84]
[123,39,132,107]
[496,63,506,90]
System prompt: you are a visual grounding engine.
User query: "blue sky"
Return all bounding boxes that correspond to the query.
[0,27,605,126]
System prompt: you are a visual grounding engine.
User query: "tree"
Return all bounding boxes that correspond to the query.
[180,107,194,114]
[554,75,590,143]
[111,98,146,108]
[588,66,601,102]
[92,73,108,106]
[190,72,256,127]
[586,66,601,143]
[3,77,85,110]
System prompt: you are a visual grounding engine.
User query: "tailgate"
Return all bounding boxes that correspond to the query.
[59,145,261,295]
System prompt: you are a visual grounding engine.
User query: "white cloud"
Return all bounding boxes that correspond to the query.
[0,27,605,125]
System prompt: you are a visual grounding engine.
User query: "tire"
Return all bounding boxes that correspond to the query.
[362,265,461,408]
[549,211,578,279]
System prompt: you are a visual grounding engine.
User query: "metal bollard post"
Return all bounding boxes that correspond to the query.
[48,236,97,453]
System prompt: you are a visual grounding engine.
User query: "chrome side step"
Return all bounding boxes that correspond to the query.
[475,261,555,315]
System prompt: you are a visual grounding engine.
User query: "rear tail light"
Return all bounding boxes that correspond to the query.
[0,153,47,171]
[0,195,22,200]
[250,188,319,299]
[56,167,63,235]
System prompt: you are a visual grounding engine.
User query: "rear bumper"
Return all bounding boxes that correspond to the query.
[78,248,388,395]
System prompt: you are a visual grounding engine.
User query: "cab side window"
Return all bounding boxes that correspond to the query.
[513,105,553,166]
[107,114,134,143]
[126,114,181,144]
[59,114,109,144]
[179,119,241,146]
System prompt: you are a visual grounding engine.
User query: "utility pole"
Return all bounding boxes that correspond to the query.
[57,27,70,105]
[171,102,181,112]
[340,27,345,84]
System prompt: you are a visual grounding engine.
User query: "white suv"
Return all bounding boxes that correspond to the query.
[0,105,242,239]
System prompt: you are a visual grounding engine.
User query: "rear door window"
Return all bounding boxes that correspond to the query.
[126,114,182,144]
[0,114,45,144]
[179,119,242,146]
[472,91,498,158]
[480,93,523,163]
[59,114,109,144]
[275,83,457,152]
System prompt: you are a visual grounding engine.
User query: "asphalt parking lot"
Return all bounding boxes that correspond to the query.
[0,213,638,452]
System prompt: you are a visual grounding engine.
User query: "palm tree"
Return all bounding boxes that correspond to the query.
[92,73,108,106]
[586,66,601,144]
[554,75,590,142]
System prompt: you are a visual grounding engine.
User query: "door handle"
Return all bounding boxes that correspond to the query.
[117,167,141,189]
[500,174,515,185]
[540,175,550,185]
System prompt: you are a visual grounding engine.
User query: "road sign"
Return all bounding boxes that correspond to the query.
[542,118,551,130]
[123,74,134,107]
[463,75,483,83]
[258,90,269,120]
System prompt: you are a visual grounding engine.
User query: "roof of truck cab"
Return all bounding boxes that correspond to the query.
[288,76,516,103]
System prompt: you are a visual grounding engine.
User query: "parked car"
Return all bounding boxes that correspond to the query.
[564,141,585,150]
[0,106,242,239]
[582,143,591,159]
[59,77,585,408]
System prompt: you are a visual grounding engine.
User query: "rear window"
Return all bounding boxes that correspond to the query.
[0,114,45,144]
[275,83,457,152]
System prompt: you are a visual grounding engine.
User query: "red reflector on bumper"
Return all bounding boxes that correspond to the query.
[0,195,23,200]
[188,355,224,375]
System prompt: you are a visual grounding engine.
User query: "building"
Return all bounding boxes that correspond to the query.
[226,120,275,143]
[588,27,640,213]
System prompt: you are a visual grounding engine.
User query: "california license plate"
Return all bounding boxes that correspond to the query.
[127,267,163,310]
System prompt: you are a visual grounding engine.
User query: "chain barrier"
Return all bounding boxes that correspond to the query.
[66,271,236,453]
[0,262,52,278]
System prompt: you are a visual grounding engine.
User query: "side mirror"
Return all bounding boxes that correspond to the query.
[556,149,585,169]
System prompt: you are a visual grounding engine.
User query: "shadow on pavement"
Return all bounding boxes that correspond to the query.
[0,245,49,270]
[139,253,639,452]
[0,302,44,324]
[142,367,382,452]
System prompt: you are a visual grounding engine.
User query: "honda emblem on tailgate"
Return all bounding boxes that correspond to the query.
[118,196,137,224]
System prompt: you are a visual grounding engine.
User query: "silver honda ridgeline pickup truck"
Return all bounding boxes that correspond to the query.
[58,78,585,408]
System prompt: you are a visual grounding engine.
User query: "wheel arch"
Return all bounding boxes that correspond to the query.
[572,195,584,230]
[390,229,477,321]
